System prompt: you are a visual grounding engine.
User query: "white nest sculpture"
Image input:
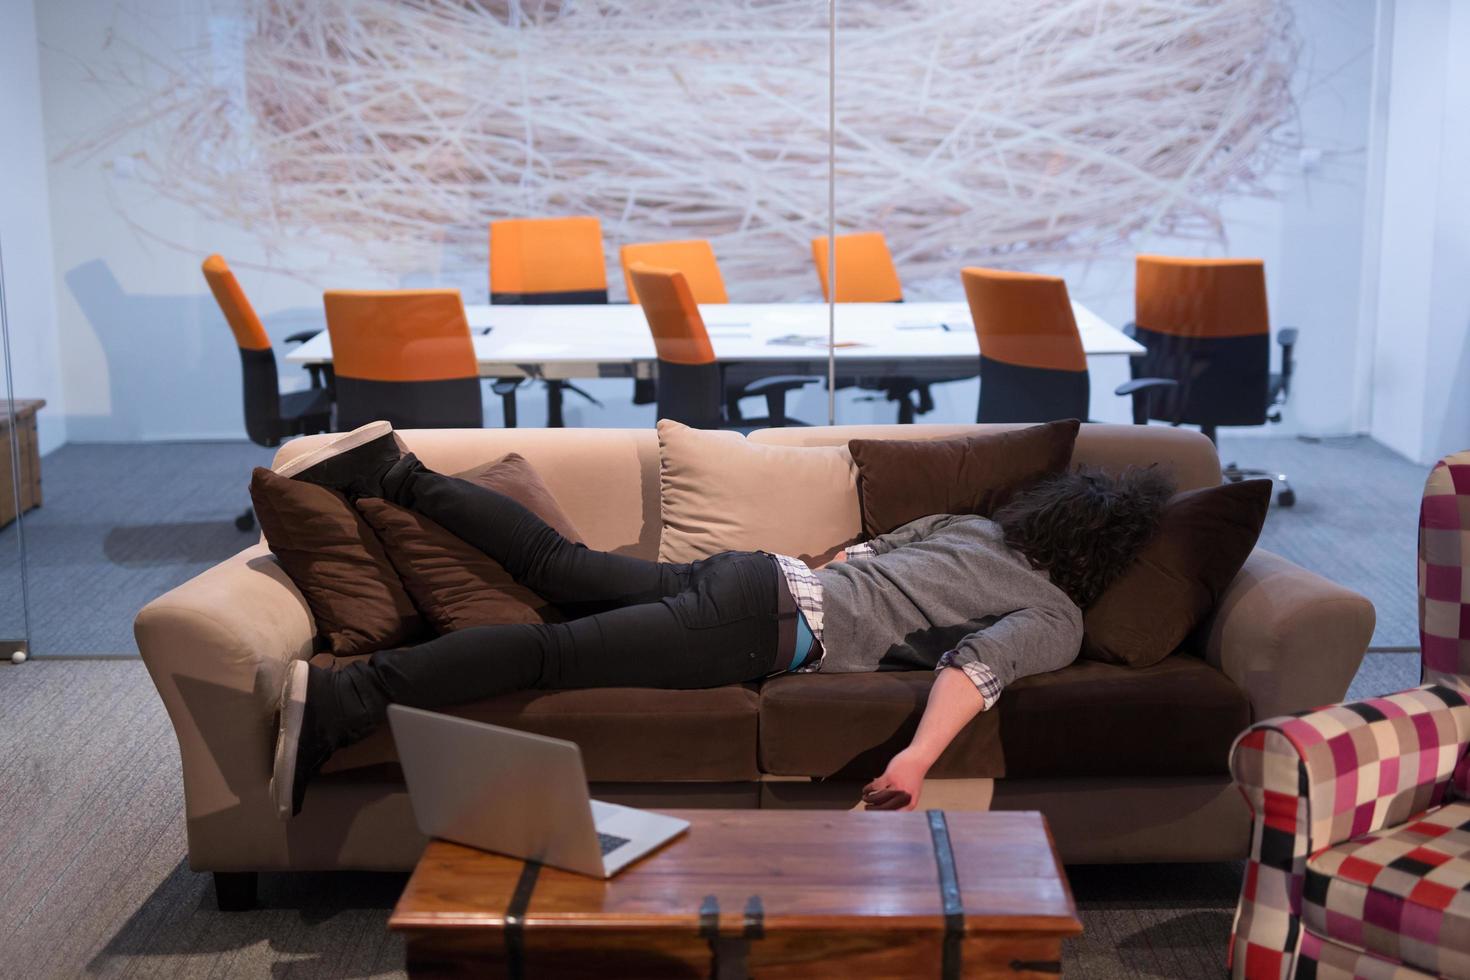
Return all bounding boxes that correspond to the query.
[66,0,1298,299]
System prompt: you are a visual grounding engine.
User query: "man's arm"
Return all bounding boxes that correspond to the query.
[861,604,1083,811]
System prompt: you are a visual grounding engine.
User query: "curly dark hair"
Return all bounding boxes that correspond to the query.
[992,467,1176,609]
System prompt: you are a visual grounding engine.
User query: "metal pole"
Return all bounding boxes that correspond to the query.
[0,231,33,663]
[827,0,837,425]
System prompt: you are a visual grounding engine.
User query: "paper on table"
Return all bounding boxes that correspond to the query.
[767,334,870,349]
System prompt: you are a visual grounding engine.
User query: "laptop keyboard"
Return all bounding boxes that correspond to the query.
[598,832,631,856]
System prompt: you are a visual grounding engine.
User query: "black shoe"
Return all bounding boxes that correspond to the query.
[278,421,406,500]
[269,660,337,819]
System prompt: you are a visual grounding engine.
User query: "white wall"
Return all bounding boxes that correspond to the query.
[1367,0,1470,464]
[0,0,66,453]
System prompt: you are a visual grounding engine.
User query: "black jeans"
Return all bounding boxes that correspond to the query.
[330,462,784,738]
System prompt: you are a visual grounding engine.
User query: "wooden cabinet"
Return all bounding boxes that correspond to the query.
[0,399,44,529]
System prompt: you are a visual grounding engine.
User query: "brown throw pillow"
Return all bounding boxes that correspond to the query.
[250,467,425,657]
[848,420,1080,536]
[355,453,585,634]
[1082,478,1272,668]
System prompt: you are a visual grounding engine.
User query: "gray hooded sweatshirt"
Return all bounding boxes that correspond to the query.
[813,513,1083,689]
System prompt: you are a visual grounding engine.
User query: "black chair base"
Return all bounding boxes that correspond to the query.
[844,374,973,424]
[722,374,817,428]
[1225,463,1295,507]
[494,378,603,429]
[845,378,932,424]
[234,507,256,532]
[492,378,522,427]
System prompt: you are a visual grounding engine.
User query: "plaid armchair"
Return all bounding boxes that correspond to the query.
[1228,453,1470,979]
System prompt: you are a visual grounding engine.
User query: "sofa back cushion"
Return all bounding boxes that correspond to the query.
[657,420,860,564]
[750,423,1221,490]
[356,453,584,634]
[274,427,662,559]
[275,423,1221,570]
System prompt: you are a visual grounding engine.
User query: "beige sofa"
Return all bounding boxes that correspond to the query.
[137,424,1374,908]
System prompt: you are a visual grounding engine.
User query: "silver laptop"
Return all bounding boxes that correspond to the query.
[388,705,689,878]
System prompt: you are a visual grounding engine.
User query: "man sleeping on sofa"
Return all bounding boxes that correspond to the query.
[269,421,1174,820]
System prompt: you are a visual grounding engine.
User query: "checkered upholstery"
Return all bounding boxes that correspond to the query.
[1229,688,1470,978]
[1228,452,1470,978]
[1303,802,1470,976]
[1297,931,1435,979]
[1421,454,1470,689]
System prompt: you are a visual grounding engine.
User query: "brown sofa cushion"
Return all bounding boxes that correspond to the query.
[1082,479,1272,667]
[250,467,424,656]
[848,419,1079,536]
[317,673,761,782]
[758,656,1248,780]
[355,453,584,634]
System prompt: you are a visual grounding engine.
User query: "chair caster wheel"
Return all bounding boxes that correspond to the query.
[235,512,256,532]
[1277,489,1296,508]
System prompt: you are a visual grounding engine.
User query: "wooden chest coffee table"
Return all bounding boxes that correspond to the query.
[389,809,1080,979]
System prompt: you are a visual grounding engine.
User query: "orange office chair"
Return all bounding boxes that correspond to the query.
[323,289,483,431]
[623,239,802,423]
[491,216,608,305]
[488,216,609,426]
[811,231,903,303]
[812,231,968,423]
[201,255,333,531]
[620,240,729,305]
[962,267,1176,425]
[627,265,813,430]
[1130,255,1299,504]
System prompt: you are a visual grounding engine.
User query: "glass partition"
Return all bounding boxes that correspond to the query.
[19,0,836,655]
[828,0,1371,430]
[9,0,1383,657]
[0,235,31,663]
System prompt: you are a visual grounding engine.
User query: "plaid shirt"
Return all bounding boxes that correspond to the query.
[771,553,826,673]
[773,543,1005,707]
[934,650,1004,710]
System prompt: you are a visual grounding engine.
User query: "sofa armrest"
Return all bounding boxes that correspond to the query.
[135,544,315,843]
[1203,548,1374,721]
[1227,687,1470,976]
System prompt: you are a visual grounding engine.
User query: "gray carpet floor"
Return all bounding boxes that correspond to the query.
[0,654,1425,980]
[1216,435,1425,650]
[0,441,275,656]
[0,432,1432,655]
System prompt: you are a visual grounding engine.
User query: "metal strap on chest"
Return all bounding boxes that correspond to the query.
[927,809,965,980]
[700,893,765,980]
[502,860,541,980]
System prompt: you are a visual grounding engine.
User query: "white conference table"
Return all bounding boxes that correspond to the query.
[285,301,1143,382]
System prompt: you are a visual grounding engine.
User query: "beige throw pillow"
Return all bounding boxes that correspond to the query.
[657,420,861,565]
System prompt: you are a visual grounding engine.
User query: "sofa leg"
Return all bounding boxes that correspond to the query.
[213,871,258,911]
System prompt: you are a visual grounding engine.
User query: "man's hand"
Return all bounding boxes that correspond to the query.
[861,748,930,811]
[830,549,847,564]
